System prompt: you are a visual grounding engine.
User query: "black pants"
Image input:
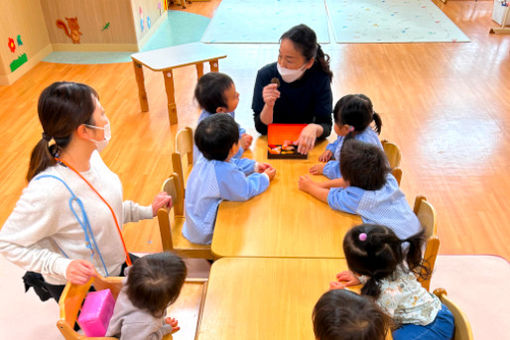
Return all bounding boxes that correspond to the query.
[25,253,139,303]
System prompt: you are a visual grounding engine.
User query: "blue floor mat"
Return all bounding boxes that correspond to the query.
[201,0,330,43]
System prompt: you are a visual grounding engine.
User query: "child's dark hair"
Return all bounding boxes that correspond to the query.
[195,114,239,161]
[280,24,333,81]
[194,72,234,113]
[333,94,382,137]
[126,252,187,318]
[313,289,390,340]
[27,82,98,182]
[343,224,428,300]
[340,139,390,190]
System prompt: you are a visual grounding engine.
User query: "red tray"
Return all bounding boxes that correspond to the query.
[267,124,307,159]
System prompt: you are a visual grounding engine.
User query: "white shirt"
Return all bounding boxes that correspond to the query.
[0,151,153,285]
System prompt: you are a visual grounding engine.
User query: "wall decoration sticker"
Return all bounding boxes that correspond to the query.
[56,17,83,44]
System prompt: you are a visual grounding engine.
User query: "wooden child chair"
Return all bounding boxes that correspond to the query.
[433,288,474,340]
[57,275,206,340]
[172,127,194,195]
[414,195,440,291]
[381,140,403,185]
[56,275,126,340]
[381,140,402,169]
[158,172,213,259]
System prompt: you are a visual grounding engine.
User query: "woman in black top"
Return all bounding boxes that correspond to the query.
[252,24,333,154]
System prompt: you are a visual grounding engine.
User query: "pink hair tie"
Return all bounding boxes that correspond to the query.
[348,126,355,132]
[359,233,367,241]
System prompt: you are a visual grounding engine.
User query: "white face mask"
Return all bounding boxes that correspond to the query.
[85,119,111,152]
[277,63,307,83]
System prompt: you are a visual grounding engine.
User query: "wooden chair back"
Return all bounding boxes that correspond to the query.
[433,288,474,340]
[391,167,402,186]
[381,139,402,169]
[414,195,440,291]
[172,127,193,193]
[162,172,184,217]
[158,173,213,259]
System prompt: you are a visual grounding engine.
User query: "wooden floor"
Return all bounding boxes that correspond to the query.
[1,0,509,262]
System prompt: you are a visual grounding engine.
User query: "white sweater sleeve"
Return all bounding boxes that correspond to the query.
[0,180,73,278]
[122,201,153,224]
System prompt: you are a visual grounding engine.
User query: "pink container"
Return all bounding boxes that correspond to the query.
[77,289,115,337]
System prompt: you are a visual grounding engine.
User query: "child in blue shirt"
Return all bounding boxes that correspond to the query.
[193,72,253,162]
[299,139,420,240]
[310,94,383,181]
[183,114,276,244]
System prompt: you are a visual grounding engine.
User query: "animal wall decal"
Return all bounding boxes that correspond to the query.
[56,17,83,44]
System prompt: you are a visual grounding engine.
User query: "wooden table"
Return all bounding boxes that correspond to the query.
[212,137,362,258]
[196,257,349,340]
[131,42,227,125]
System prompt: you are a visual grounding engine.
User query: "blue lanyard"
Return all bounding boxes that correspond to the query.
[35,174,109,276]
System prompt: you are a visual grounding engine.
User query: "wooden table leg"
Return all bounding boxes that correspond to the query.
[132,61,149,112]
[196,63,204,79]
[209,59,219,72]
[163,69,178,125]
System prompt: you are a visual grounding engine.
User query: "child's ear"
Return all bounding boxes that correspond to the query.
[216,107,227,113]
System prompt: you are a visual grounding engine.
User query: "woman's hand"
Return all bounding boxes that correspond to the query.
[296,124,321,154]
[66,259,97,285]
[152,192,172,217]
[262,83,280,107]
[318,150,333,162]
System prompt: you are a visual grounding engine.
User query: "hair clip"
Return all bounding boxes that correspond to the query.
[358,233,367,241]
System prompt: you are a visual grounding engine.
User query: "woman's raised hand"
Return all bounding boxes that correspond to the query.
[262,83,280,107]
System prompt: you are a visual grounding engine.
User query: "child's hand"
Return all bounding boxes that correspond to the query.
[165,317,180,332]
[329,281,346,290]
[309,163,325,175]
[240,133,253,150]
[262,83,280,107]
[152,192,172,217]
[298,175,316,193]
[318,150,333,162]
[264,167,276,181]
[257,162,273,173]
[336,271,361,287]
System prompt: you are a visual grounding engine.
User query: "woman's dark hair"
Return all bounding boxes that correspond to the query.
[194,72,234,113]
[340,139,390,190]
[26,82,98,181]
[313,289,390,340]
[343,224,427,300]
[333,94,382,137]
[280,24,333,81]
[126,252,187,318]
[195,114,239,161]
